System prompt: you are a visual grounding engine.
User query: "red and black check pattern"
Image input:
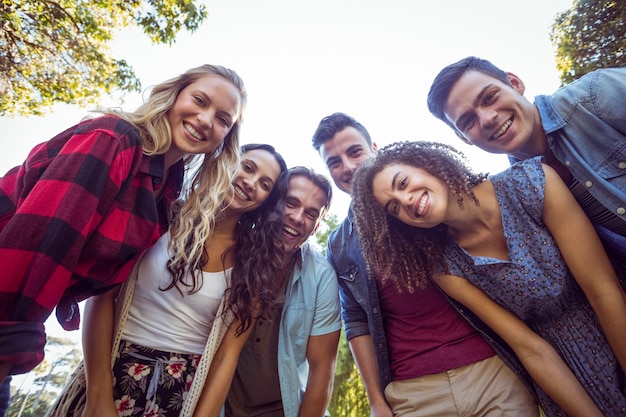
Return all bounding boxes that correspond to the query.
[0,115,183,375]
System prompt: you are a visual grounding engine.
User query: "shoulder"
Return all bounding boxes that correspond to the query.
[75,115,143,149]
[300,242,338,282]
[301,242,333,270]
[493,156,545,185]
[551,68,626,104]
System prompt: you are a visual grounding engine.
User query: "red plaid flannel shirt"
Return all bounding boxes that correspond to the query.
[0,115,183,375]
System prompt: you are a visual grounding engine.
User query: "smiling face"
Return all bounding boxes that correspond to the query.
[319,126,377,194]
[166,75,242,161]
[372,163,449,228]
[227,148,283,214]
[280,176,327,253]
[443,71,543,158]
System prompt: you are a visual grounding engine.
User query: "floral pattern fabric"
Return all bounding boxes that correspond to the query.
[112,341,201,417]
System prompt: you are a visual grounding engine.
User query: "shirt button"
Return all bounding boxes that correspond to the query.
[153,178,162,184]
[585,180,593,188]
[619,162,626,169]
[372,308,378,314]
[617,207,626,215]
[565,161,571,167]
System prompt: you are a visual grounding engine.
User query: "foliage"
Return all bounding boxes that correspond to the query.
[551,0,626,84]
[315,214,369,416]
[314,213,339,256]
[7,336,82,417]
[328,329,369,417]
[0,0,207,116]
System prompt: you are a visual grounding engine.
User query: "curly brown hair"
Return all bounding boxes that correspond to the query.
[351,140,488,293]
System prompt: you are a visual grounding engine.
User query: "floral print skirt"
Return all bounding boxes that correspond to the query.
[112,340,202,417]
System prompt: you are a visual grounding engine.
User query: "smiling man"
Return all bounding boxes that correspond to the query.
[225,166,341,417]
[427,57,626,271]
[312,112,540,417]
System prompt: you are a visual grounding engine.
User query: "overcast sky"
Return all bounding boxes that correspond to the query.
[1,0,574,342]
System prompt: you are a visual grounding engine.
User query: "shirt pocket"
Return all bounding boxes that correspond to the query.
[337,265,368,307]
[596,143,626,180]
[283,302,314,358]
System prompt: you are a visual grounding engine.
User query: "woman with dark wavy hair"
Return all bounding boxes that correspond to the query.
[351,141,626,417]
[49,144,287,417]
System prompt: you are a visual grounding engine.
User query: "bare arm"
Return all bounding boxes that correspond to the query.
[192,319,254,417]
[434,274,603,417]
[81,288,119,417]
[542,163,626,374]
[348,335,393,417]
[298,330,340,417]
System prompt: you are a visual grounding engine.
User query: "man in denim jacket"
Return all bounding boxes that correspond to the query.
[427,57,626,270]
[312,113,538,416]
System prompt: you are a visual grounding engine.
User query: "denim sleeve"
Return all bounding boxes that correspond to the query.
[327,245,370,341]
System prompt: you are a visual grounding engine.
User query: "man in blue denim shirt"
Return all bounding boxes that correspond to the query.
[427,57,626,271]
[312,113,537,416]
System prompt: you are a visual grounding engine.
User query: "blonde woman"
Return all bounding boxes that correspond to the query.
[48,144,287,417]
[0,64,246,386]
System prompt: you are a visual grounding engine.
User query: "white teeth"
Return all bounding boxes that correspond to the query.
[184,123,203,140]
[416,193,428,216]
[492,119,512,140]
[283,226,298,237]
[234,185,250,201]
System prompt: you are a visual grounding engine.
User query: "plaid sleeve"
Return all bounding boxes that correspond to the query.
[0,118,142,374]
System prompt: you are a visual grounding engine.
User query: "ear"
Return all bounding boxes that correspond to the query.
[312,220,321,235]
[372,142,379,154]
[455,130,472,145]
[507,72,526,95]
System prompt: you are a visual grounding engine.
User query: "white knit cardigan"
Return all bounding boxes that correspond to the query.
[46,257,232,417]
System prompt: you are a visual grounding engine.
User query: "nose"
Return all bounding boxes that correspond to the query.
[197,109,214,129]
[400,191,413,207]
[290,208,305,225]
[240,175,255,192]
[342,157,357,174]
[478,108,497,128]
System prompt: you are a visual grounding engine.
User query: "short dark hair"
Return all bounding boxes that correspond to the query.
[276,166,333,218]
[427,56,510,128]
[311,112,372,151]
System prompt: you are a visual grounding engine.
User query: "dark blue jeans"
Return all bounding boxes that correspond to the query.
[0,376,11,417]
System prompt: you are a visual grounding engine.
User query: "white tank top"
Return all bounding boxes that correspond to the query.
[121,232,231,354]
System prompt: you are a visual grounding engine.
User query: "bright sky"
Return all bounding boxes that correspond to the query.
[1,0,573,343]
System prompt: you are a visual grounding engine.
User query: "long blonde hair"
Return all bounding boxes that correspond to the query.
[108,64,247,282]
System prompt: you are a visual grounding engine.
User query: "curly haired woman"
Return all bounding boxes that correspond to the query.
[352,141,626,417]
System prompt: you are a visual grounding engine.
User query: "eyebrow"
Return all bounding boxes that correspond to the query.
[243,157,257,166]
[383,171,401,213]
[325,156,340,167]
[391,171,400,190]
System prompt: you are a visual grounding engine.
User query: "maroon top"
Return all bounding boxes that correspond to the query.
[378,277,494,380]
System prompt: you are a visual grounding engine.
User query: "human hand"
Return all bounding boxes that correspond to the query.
[370,402,393,417]
[81,396,119,417]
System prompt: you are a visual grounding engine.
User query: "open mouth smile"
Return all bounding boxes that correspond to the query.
[184,122,204,141]
[491,119,512,141]
[414,192,428,217]
[234,184,250,201]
